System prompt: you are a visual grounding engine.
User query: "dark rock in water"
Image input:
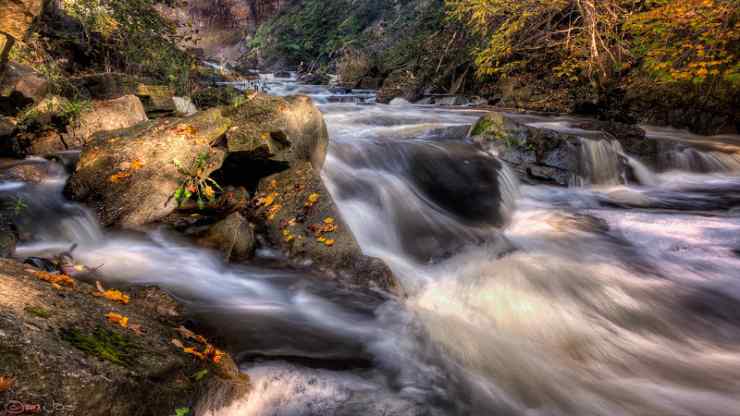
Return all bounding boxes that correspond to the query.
[65,108,231,228]
[408,142,506,226]
[193,212,256,261]
[0,258,249,416]
[470,112,633,187]
[376,69,423,104]
[274,71,292,78]
[253,161,399,295]
[224,93,329,170]
[298,72,330,85]
[23,256,58,272]
[0,223,16,257]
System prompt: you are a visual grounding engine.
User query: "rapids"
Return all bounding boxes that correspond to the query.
[5,79,740,415]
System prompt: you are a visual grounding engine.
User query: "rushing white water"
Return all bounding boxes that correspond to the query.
[5,82,740,415]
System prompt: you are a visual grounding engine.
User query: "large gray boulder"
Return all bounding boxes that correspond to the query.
[68,94,148,146]
[65,108,231,228]
[224,93,329,170]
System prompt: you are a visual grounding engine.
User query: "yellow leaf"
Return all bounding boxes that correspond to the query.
[0,376,15,392]
[106,312,129,328]
[323,239,336,247]
[257,192,278,207]
[109,171,131,183]
[323,217,335,224]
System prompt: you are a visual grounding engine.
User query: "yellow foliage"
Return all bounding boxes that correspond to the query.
[305,193,320,207]
[257,192,278,207]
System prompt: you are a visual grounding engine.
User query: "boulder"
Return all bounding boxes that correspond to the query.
[135,84,176,117]
[376,69,423,104]
[0,115,14,137]
[67,95,148,146]
[253,162,399,294]
[0,0,43,40]
[65,108,232,228]
[224,93,329,170]
[388,97,411,106]
[192,86,243,109]
[0,63,48,116]
[470,112,628,186]
[16,128,65,156]
[435,96,470,106]
[0,158,50,183]
[173,96,198,116]
[0,258,249,416]
[297,72,330,85]
[69,73,140,100]
[193,212,256,261]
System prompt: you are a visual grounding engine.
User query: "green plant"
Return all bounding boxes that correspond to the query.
[191,369,208,382]
[174,408,191,416]
[60,326,137,367]
[24,306,51,319]
[173,152,222,210]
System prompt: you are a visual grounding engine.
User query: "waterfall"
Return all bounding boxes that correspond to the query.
[660,147,740,173]
[570,138,627,187]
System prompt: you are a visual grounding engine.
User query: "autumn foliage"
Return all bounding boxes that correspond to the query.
[445,0,739,89]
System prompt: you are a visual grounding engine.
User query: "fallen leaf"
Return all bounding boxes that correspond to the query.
[0,375,15,392]
[256,192,278,207]
[267,203,282,220]
[109,171,131,183]
[130,159,144,170]
[33,271,75,288]
[323,239,336,247]
[106,312,129,328]
[323,217,335,224]
[95,289,130,305]
[305,193,320,207]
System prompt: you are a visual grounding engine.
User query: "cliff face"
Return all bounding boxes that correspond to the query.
[157,0,288,63]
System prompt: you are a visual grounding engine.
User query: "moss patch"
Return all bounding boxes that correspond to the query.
[60,326,138,367]
[24,306,52,318]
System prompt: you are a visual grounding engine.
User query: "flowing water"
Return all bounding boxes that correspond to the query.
[4,80,740,415]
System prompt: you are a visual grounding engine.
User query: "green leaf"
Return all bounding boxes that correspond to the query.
[174,408,191,416]
[192,369,209,381]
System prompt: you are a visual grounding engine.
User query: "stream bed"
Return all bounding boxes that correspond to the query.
[7,80,740,415]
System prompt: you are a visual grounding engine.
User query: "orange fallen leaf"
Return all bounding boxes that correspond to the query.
[323,217,335,225]
[33,271,75,288]
[106,312,129,328]
[130,159,144,170]
[183,347,206,360]
[109,171,131,183]
[0,375,14,392]
[267,203,282,220]
[96,289,130,305]
[256,192,278,207]
[305,193,320,207]
[174,124,197,137]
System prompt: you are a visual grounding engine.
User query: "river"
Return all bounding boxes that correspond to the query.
[6,77,740,415]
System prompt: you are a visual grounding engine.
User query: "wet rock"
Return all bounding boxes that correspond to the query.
[388,97,411,106]
[0,158,50,182]
[470,112,630,186]
[192,86,243,109]
[0,63,48,116]
[17,129,66,156]
[65,108,231,228]
[297,72,330,85]
[224,93,329,170]
[253,162,399,294]
[376,69,423,104]
[194,212,256,261]
[173,96,198,116]
[435,96,470,106]
[0,258,249,416]
[0,223,15,257]
[135,84,176,117]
